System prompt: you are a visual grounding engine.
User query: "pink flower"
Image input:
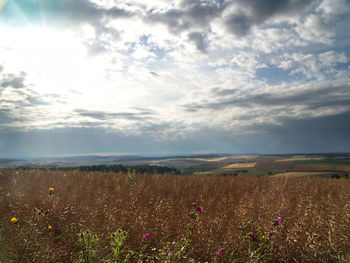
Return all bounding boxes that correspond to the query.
[198,207,203,213]
[186,213,190,218]
[145,252,149,256]
[142,233,150,239]
[273,218,281,226]
[249,232,254,237]
[216,253,222,258]
[191,202,195,207]
[220,248,225,252]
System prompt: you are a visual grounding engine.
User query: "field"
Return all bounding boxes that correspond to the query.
[1,169,350,262]
[222,163,257,169]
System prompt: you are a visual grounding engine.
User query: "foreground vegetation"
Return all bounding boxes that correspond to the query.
[0,169,350,262]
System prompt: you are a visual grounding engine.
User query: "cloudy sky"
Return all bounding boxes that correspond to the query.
[0,0,350,157]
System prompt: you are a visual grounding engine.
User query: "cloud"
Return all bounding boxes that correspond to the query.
[0,0,133,46]
[0,109,21,124]
[0,72,26,89]
[225,0,315,37]
[183,84,350,115]
[75,109,154,121]
[188,32,209,52]
[0,0,133,27]
[149,71,160,77]
[145,0,225,34]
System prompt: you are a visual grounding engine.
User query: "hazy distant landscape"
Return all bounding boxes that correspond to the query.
[1,160,350,262]
[1,153,350,178]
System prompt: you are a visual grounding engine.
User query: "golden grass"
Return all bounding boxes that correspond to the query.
[0,169,350,262]
[222,162,257,168]
[272,172,330,177]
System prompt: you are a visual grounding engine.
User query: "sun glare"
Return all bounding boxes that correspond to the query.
[3,26,92,94]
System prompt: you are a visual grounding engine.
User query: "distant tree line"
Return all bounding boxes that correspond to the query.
[63,164,183,175]
[11,164,183,174]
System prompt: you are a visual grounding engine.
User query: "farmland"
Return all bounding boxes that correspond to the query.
[1,169,350,262]
[1,154,350,262]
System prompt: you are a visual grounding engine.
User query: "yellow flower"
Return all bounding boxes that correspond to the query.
[49,187,54,192]
[48,225,52,230]
[11,217,17,224]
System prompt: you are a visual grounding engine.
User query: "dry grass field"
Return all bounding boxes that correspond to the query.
[0,169,350,262]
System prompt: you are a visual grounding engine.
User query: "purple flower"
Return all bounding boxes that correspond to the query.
[191,202,195,207]
[273,218,281,226]
[216,253,222,258]
[220,247,225,252]
[186,213,189,218]
[249,232,255,237]
[198,207,203,213]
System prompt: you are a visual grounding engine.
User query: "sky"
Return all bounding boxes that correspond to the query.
[0,0,350,158]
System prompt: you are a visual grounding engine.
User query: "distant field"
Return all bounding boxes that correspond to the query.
[294,159,350,172]
[275,156,325,162]
[272,172,331,177]
[222,162,257,168]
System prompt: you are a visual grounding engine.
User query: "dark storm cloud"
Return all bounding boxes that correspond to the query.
[225,0,315,36]
[75,109,154,121]
[184,84,350,112]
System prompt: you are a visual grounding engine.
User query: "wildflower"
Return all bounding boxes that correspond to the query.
[220,248,225,252]
[49,187,54,196]
[216,253,222,258]
[198,207,203,213]
[11,217,17,224]
[145,252,149,256]
[249,232,254,237]
[191,202,195,207]
[186,214,189,218]
[48,225,52,231]
[142,233,150,239]
[273,218,281,226]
